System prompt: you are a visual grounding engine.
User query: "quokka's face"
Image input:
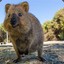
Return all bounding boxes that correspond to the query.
[4,2,30,32]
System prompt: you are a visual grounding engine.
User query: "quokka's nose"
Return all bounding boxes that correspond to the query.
[10,13,17,26]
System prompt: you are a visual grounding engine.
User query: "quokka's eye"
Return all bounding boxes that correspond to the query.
[8,14,10,17]
[18,13,22,16]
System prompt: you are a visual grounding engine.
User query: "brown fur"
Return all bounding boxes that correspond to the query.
[3,1,44,62]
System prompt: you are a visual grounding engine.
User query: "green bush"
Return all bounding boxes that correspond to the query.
[43,8,64,41]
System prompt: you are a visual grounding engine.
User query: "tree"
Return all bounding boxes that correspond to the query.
[0,24,6,44]
[43,8,64,41]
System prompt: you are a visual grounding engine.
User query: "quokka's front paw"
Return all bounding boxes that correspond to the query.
[13,58,21,63]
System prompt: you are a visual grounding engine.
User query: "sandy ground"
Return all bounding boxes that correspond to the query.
[0,41,64,46]
[0,41,64,64]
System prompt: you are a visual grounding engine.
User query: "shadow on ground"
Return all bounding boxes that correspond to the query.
[0,44,64,64]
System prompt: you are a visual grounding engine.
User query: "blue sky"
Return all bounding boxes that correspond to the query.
[0,0,64,24]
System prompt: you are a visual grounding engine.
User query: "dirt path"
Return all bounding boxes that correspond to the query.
[0,43,64,64]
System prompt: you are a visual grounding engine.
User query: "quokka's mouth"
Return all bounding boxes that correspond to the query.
[12,24,19,28]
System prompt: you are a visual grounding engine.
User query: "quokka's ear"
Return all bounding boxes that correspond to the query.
[5,4,11,13]
[21,1,29,12]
